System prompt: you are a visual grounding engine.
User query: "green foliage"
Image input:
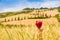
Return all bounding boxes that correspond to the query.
[0,21,4,26]
[23,7,49,10]
[40,7,48,9]
[0,12,16,18]
[0,10,32,18]
[22,10,32,13]
[23,8,35,10]
[23,8,31,10]
[6,24,13,28]
[0,14,6,18]
[49,8,54,10]
[55,14,60,22]
[57,7,60,12]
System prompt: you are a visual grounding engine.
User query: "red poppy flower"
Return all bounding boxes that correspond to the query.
[36,20,42,29]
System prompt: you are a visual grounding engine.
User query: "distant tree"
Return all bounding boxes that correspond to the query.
[24,17,26,20]
[7,19,10,22]
[40,7,48,9]
[23,8,31,10]
[45,14,48,18]
[18,17,20,20]
[11,18,13,21]
[23,8,36,10]
[49,15,51,17]
[30,8,36,10]
[21,18,23,20]
[58,7,60,12]
[15,17,16,21]
[40,7,44,9]
[49,8,54,10]
[4,18,6,22]
[44,7,48,9]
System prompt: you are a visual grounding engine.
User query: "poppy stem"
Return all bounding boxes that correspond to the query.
[38,29,43,40]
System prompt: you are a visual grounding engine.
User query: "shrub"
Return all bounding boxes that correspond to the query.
[57,7,60,12]
[55,14,60,22]
[6,24,13,28]
[0,21,3,26]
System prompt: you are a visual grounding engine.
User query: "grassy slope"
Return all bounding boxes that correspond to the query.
[0,8,60,40]
[0,10,33,18]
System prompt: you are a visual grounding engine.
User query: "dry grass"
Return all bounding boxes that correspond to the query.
[0,9,60,40]
[0,18,60,40]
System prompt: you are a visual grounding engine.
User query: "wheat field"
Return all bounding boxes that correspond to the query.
[0,9,60,40]
[0,17,60,40]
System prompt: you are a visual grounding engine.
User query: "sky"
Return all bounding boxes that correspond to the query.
[0,0,60,12]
